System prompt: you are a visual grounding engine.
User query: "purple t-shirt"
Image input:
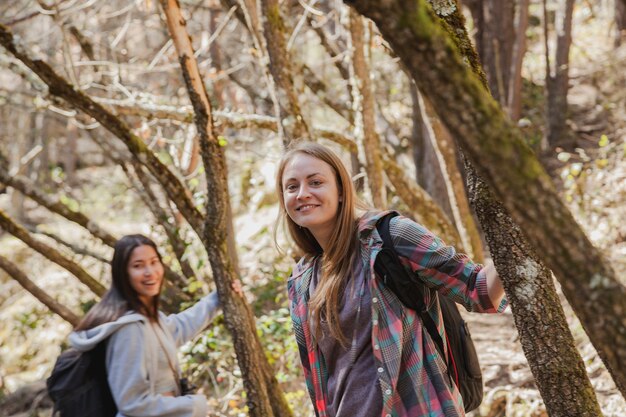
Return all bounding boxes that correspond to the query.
[310,255,383,417]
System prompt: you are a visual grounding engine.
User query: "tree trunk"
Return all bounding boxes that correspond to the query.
[467,0,515,107]
[507,0,530,121]
[545,0,575,147]
[0,254,80,327]
[615,0,626,47]
[259,0,310,143]
[63,120,78,186]
[410,81,456,221]
[349,9,386,208]
[426,2,605,412]
[158,2,292,416]
[411,84,484,260]
[344,0,626,404]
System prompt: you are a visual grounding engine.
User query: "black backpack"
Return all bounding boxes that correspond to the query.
[46,341,117,417]
[374,213,483,412]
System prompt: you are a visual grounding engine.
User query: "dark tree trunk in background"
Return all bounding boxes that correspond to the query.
[545,0,575,148]
[467,0,515,107]
[64,120,78,186]
[615,0,626,46]
[508,0,530,121]
[410,82,455,221]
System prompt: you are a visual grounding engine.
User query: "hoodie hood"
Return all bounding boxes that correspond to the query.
[69,313,146,352]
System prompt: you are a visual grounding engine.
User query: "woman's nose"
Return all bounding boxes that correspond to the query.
[297,185,311,199]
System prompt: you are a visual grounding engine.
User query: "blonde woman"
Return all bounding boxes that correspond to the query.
[276,142,507,417]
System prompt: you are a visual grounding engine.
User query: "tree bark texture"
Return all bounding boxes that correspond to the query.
[259,0,310,143]
[0,255,80,327]
[158,2,292,416]
[0,209,106,296]
[0,23,205,239]
[344,0,626,402]
[349,9,386,208]
[545,0,575,147]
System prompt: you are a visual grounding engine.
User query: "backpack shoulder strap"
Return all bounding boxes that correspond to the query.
[375,213,448,362]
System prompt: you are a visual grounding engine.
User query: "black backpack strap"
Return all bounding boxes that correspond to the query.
[374,212,448,364]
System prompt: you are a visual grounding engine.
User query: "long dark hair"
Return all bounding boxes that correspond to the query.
[75,234,163,330]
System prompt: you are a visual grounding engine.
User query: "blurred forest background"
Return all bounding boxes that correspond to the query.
[0,0,625,416]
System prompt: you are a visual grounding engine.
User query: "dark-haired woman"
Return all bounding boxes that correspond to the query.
[69,234,241,417]
[276,142,507,417]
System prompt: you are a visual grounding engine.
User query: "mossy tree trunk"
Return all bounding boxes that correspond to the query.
[158,2,292,416]
[344,0,626,409]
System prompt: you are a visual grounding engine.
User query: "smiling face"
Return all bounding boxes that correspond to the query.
[127,245,164,308]
[281,152,341,249]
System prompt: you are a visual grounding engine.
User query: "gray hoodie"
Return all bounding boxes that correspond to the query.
[69,292,220,417]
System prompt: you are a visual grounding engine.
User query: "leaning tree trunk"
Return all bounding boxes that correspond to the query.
[427,3,602,414]
[545,0,575,148]
[158,2,292,416]
[344,0,626,405]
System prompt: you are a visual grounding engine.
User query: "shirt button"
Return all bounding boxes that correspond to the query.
[372,297,378,303]
[385,389,392,395]
[373,319,378,325]
[385,414,391,417]
[374,344,380,350]
[378,367,384,373]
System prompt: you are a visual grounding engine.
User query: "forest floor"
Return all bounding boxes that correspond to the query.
[1,21,626,417]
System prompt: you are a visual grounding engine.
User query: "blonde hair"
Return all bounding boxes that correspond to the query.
[276,142,359,346]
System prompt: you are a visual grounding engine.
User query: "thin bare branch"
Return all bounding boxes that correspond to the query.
[0,254,81,327]
[0,209,106,296]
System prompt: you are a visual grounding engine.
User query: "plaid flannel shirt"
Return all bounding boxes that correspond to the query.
[287,211,508,417]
